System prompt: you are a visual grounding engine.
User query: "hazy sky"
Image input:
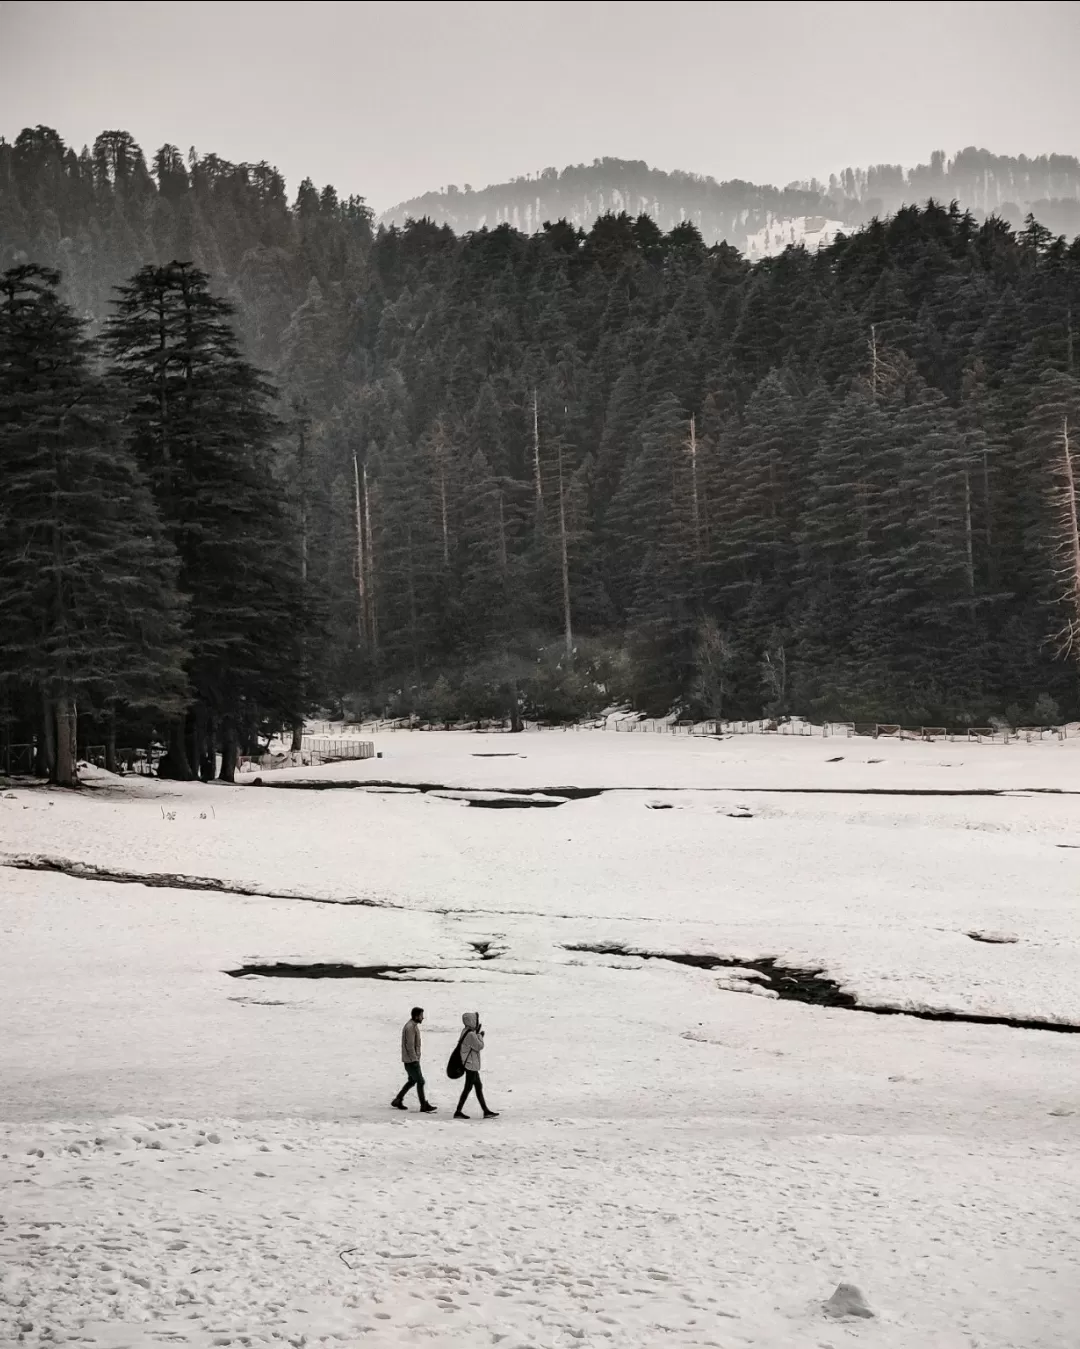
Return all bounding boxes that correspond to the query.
[1,0,1078,213]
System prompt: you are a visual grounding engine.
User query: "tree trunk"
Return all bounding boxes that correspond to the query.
[508,681,523,733]
[963,470,976,597]
[39,692,56,780]
[688,415,702,564]
[532,388,543,509]
[35,692,54,778]
[104,713,118,775]
[1053,413,1080,659]
[160,717,194,780]
[435,431,450,568]
[191,704,209,783]
[297,421,309,585]
[53,692,77,788]
[219,717,239,783]
[290,717,304,753]
[202,713,217,781]
[352,450,367,642]
[557,442,573,659]
[363,463,378,654]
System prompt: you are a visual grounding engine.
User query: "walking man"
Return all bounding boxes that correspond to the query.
[392,1007,436,1113]
[454,1012,498,1119]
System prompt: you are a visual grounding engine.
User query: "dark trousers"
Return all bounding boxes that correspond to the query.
[456,1069,489,1114]
[395,1060,428,1107]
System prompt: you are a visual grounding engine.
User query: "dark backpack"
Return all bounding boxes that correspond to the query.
[446,1030,467,1079]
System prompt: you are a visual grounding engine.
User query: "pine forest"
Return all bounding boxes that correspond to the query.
[3,125,1080,781]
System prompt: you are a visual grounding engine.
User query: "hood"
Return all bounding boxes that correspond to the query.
[462,1012,479,1030]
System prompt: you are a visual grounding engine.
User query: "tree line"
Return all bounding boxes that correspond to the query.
[286,204,1080,730]
[3,126,1080,780]
[382,148,1080,249]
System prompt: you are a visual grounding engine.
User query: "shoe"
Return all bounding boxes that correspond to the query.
[454,1111,469,1119]
[482,1111,500,1119]
[420,1104,437,1113]
[391,1100,407,1111]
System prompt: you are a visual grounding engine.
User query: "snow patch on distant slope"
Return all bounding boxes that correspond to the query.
[744,214,849,259]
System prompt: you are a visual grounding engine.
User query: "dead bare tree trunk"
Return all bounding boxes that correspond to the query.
[981,445,994,583]
[497,491,508,572]
[406,522,419,673]
[435,428,450,567]
[532,389,543,510]
[1052,413,1080,659]
[363,463,378,655]
[688,415,702,564]
[963,470,976,597]
[352,451,367,643]
[557,441,573,659]
[53,691,76,788]
[298,421,309,586]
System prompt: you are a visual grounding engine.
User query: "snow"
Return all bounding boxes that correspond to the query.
[742,214,849,259]
[2,730,1079,1347]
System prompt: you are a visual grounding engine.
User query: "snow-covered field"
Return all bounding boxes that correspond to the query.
[2,730,1079,1348]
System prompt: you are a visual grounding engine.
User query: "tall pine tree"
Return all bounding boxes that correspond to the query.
[0,265,188,784]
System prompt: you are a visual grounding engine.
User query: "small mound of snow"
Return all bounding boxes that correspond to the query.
[823,1282,875,1318]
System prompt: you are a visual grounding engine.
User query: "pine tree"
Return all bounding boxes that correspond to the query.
[102,261,302,779]
[0,264,188,785]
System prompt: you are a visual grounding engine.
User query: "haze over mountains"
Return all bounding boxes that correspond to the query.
[380,148,1080,256]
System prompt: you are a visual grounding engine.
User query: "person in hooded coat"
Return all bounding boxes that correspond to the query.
[454,1012,499,1119]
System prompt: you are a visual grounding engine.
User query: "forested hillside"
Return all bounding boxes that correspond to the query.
[381,149,1080,251]
[380,158,834,252]
[3,125,1080,771]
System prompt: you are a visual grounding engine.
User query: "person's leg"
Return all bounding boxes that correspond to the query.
[473,1074,498,1116]
[393,1062,420,1106]
[455,1071,477,1115]
[414,1064,431,1109]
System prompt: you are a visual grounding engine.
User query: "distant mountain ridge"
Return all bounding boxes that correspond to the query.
[379,149,1080,254]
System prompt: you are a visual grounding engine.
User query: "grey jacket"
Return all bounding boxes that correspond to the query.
[401,1019,421,1064]
[460,1012,484,1072]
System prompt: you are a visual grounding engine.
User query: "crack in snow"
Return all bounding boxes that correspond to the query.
[250,777,1080,799]
[564,945,1080,1034]
[0,856,669,924]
